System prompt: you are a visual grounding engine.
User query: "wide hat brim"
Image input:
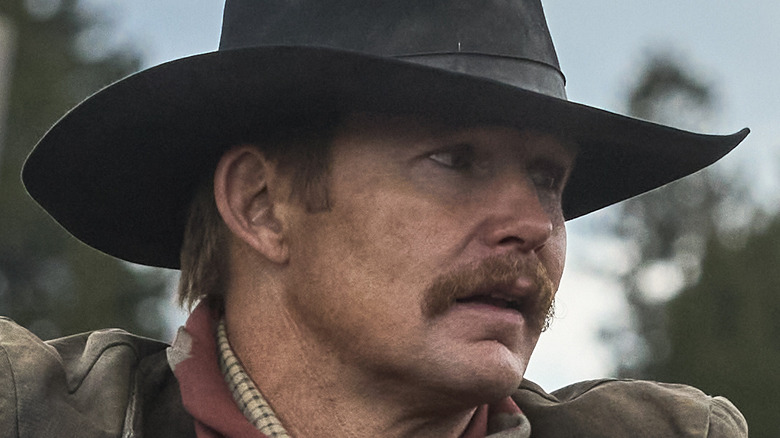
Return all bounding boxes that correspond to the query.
[23,46,748,269]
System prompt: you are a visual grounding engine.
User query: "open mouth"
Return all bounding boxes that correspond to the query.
[455,294,524,313]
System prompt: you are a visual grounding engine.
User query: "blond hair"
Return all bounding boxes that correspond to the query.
[177,115,338,309]
[178,176,229,310]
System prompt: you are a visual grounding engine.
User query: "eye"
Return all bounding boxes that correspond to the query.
[529,163,567,192]
[532,172,558,190]
[427,144,476,171]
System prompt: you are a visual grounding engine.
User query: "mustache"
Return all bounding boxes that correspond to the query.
[422,254,556,332]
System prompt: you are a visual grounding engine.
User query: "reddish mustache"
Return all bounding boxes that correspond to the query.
[422,254,556,332]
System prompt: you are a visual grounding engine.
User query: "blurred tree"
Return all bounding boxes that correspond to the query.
[603,50,755,377]
[0,0,171,340]
[605,50,776,435]
[657,215,780,437]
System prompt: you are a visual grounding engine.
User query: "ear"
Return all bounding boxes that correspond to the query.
[213,145,289,264]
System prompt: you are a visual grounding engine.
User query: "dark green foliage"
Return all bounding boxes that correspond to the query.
[0,0,171,340]
[655,218,780,437]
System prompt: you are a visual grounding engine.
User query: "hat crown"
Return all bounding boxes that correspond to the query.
[220,0,565,97]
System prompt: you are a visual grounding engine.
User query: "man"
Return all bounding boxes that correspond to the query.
[1,0,749,437]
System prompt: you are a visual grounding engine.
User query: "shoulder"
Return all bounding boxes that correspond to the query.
[0,317,193,438]
[514,378,747,437]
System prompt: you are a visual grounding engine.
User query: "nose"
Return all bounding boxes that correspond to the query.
[481,176,553,253]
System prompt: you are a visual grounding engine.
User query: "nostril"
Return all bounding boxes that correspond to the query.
[497,233,547,252]
[498,235,524,246]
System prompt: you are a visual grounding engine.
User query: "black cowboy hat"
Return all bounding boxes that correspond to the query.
[22,0,748,269]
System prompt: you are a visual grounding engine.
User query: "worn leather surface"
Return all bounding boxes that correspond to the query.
[0,317,194,438]
[0,318,746,437]
[514,379,747,437]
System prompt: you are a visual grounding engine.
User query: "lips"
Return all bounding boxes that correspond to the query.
[423,254,556,332]
[455,291,526,313]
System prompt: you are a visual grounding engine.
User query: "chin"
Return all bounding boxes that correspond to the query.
[436,369,524,409]
[475,360,526,400]
[432,342,529,406]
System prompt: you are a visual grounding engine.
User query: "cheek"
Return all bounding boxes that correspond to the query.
[289,196,434,318]
[545,222,567,289]
[344,191,460,278]
[283,200,450,363]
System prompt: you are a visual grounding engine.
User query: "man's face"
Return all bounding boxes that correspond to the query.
[279,113,575,405]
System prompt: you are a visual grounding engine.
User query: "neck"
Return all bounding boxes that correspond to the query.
[224,295,478,438]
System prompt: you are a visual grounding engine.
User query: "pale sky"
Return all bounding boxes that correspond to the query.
[79,0,779,390]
